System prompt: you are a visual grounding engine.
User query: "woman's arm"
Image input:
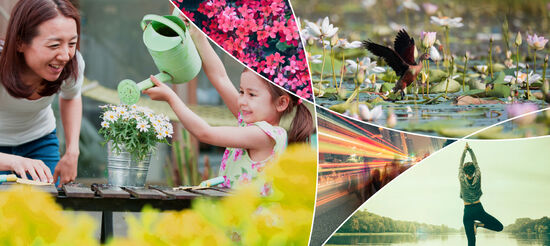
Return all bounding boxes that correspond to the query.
[144,76,272,150]
[467,146,479,170]
[0,153,52,182]
[54,96,81,186]
[185,16,240,118]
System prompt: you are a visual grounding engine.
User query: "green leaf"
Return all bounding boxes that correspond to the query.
[275,41,292,52]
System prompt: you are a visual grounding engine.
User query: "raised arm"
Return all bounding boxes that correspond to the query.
[185,17,240,118]
[466,146,479,171]
[144,76,273,150]
[459,144,468,170]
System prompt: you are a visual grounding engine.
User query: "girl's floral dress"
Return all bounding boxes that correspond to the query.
[219,112,287,192]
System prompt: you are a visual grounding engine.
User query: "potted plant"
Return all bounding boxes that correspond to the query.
[98,104,173,187]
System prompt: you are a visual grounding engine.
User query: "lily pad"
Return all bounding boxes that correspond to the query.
[430,79,461,93]
[429,69,448,83]
[467,78,486,90]
[380,82,394,93]
[486,84,511,98]
[402,119,472,132]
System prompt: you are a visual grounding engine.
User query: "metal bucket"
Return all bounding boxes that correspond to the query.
[107,142,151,187]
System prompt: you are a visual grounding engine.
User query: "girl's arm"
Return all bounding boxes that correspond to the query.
[187,19,240,118]
[144,76,273,150]
[0,153,52,182]
[54,96,81,186]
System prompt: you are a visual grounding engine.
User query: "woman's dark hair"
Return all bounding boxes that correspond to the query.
[463,162,476,176]
[0,0,80,98]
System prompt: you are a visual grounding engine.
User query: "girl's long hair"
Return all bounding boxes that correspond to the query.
[0,0,80,98]
[263,80,314,144]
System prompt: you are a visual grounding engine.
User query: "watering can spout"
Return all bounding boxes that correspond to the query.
[117,14,202,105]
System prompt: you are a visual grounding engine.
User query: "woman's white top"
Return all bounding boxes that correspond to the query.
[0,51,84,146]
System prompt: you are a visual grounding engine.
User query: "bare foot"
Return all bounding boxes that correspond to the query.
[474,222,482,235]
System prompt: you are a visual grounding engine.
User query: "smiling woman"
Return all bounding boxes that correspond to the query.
[0,0,84,186]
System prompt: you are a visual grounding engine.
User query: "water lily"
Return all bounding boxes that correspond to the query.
[429,46,441,61]
[362,0,376,8]
[422,3,438,15]
[527,33,548,51]
[334,39,362,49]
[504,71,542,85]
[345,57,385,75]
[304,17,338,40]
[506,103,538,126]
[359,104,383,121]
[386,108,397,128]
[309,54,323,64]
[474,65,488,74]
[400,0,420,11]
[430,16,464,28]
[420,31,437,49]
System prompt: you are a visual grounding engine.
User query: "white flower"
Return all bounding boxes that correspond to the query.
[136,122,150,132]
[526,33,549,51]
[430,16,463,28]
[346,57,385,75]
[309,54,323,64]
[422,3,438,15]
[389,22,406,31]
[504,71,542,85]
[401,0,420,11]
[304,17,339,39]
[420,31,437,49]
[363,57,386,75]
[101,121,110,128]
[362,0,376,8]
[334,39,362,49]
[474,65,488,74]
[103,111,118,122]
[359,104,383,121]
[429,46,441,61]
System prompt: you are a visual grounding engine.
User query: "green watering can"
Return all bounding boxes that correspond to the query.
[117,14,202,105]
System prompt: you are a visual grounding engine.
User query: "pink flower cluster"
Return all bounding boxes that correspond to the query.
[172,0,312,100]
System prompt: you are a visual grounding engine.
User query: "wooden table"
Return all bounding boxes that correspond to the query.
[0,183,230,243]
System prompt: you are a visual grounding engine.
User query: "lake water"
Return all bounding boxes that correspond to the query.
[326,233,550,246]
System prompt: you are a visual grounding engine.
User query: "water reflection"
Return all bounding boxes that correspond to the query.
[327,233,550,245]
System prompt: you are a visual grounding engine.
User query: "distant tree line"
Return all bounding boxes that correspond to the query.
[505,217,550,234]
[339,210,459,234]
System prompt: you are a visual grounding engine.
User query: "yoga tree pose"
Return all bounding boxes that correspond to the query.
[459,143,503,246]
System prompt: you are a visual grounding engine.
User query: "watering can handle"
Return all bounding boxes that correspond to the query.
[140,14,187,40]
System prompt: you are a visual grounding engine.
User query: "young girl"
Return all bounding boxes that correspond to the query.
[144,23,313,188]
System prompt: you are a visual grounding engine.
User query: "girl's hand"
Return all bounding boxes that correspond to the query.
[143,75,178,103]
[10,156,53,183]
[465,143,470,149]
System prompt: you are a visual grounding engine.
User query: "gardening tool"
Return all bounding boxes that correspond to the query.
[117,12,202,105]
[199,176,225,187]
[0,174,51,186]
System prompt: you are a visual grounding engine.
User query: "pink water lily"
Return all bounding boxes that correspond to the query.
[527,33,548,51]
[420,31,437,49]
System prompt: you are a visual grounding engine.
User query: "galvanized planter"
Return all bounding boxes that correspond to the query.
[107,142,151,187]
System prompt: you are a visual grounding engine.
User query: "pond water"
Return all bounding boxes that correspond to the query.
[316,80,548,138]
[326,233,550,246]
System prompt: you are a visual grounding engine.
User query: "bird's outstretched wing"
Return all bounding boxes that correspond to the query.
[394,29,416,65]
[363,40,408,76]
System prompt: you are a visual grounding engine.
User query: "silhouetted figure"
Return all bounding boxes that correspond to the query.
[459,143,503,246]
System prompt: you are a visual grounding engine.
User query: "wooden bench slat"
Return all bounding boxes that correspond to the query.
[91,184,131,198]
[149,186,201,199]
[62,183,95,198]
[122,187,169,199]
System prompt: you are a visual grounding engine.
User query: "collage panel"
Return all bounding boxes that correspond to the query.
[326,136,550,246]
[294,0,550,139]
[0,0,317,244]
[171,0,314,101]
[313,106,453,245]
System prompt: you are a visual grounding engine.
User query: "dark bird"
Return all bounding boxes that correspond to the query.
[363,29,431,99]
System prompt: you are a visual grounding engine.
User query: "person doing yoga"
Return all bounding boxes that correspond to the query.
[459,143,503,246]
